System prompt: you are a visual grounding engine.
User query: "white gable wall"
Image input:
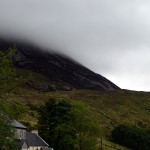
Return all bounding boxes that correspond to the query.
[27,146,48,150]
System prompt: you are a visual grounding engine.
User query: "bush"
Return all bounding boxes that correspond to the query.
[112,124,150,150]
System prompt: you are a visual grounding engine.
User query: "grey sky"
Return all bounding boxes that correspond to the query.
[0,0,150,91]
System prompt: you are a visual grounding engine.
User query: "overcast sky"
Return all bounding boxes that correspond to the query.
[1,0,150,91]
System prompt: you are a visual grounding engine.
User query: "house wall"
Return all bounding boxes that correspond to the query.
[15,128,26,139]
[21,142,28,150]
[28,146,48,150]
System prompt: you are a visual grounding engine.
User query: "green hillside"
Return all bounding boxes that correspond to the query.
[6,84,150,135]
[4,88,149,149]
[2,67,150,136]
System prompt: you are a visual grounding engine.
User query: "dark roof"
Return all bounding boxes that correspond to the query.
[26,132,49,147]
[11,120,27,129]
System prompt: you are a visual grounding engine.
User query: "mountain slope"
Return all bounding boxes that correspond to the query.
[0,38,120,91]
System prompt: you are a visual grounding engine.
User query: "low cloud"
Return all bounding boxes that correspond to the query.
[0,0,150,91]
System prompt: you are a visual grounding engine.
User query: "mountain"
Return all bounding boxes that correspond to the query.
[1,39,150,150]
[0,38,120,91]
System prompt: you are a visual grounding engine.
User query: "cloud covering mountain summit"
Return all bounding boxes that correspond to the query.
[0,0,150,90]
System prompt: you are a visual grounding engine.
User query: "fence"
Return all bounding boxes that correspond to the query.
[99,138,129,150]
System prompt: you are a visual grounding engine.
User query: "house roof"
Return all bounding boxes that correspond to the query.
[11,120,27,129]
[26,132,49,147]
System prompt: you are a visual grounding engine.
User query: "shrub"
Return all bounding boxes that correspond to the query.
[112,124,150,150]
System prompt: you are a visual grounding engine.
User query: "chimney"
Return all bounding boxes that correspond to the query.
[31,130,38,135]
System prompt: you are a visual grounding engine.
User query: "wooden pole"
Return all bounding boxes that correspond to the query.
[100,138,102,150]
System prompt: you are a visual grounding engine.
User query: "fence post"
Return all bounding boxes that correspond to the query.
[100,138,103,150]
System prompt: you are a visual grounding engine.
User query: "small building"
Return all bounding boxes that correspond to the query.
[11,120,53,150]
[11,120,27,139]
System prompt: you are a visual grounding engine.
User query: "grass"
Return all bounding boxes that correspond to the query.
[5,88,150,135]
[1,68,150,149]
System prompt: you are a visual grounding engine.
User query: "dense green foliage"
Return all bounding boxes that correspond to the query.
[72,102,100,150]
[112,124,150,150]
[0,47,17,96]
[0,48,19,149]
[0,101,18,150]
[38,98,76,150]
[38,98,100,150]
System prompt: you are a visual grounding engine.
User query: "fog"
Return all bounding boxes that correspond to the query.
[1,0,150,91]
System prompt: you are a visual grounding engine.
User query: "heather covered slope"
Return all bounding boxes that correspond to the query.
[0,39,120,91]
[4,89,150,136]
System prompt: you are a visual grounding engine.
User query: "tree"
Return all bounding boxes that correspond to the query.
[38,99,101,150]
[0,47,17,96]
[0,48,19,149]
[0,46,27,98]
[0,102,18,150]
[38,98,76,150]
[72,102,101,150]
[112,124,150,150]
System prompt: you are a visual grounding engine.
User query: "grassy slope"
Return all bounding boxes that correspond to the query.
[1,68,150,149]
[17,89,150,130]
[5,89,144,150]
[5,68,150,131]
